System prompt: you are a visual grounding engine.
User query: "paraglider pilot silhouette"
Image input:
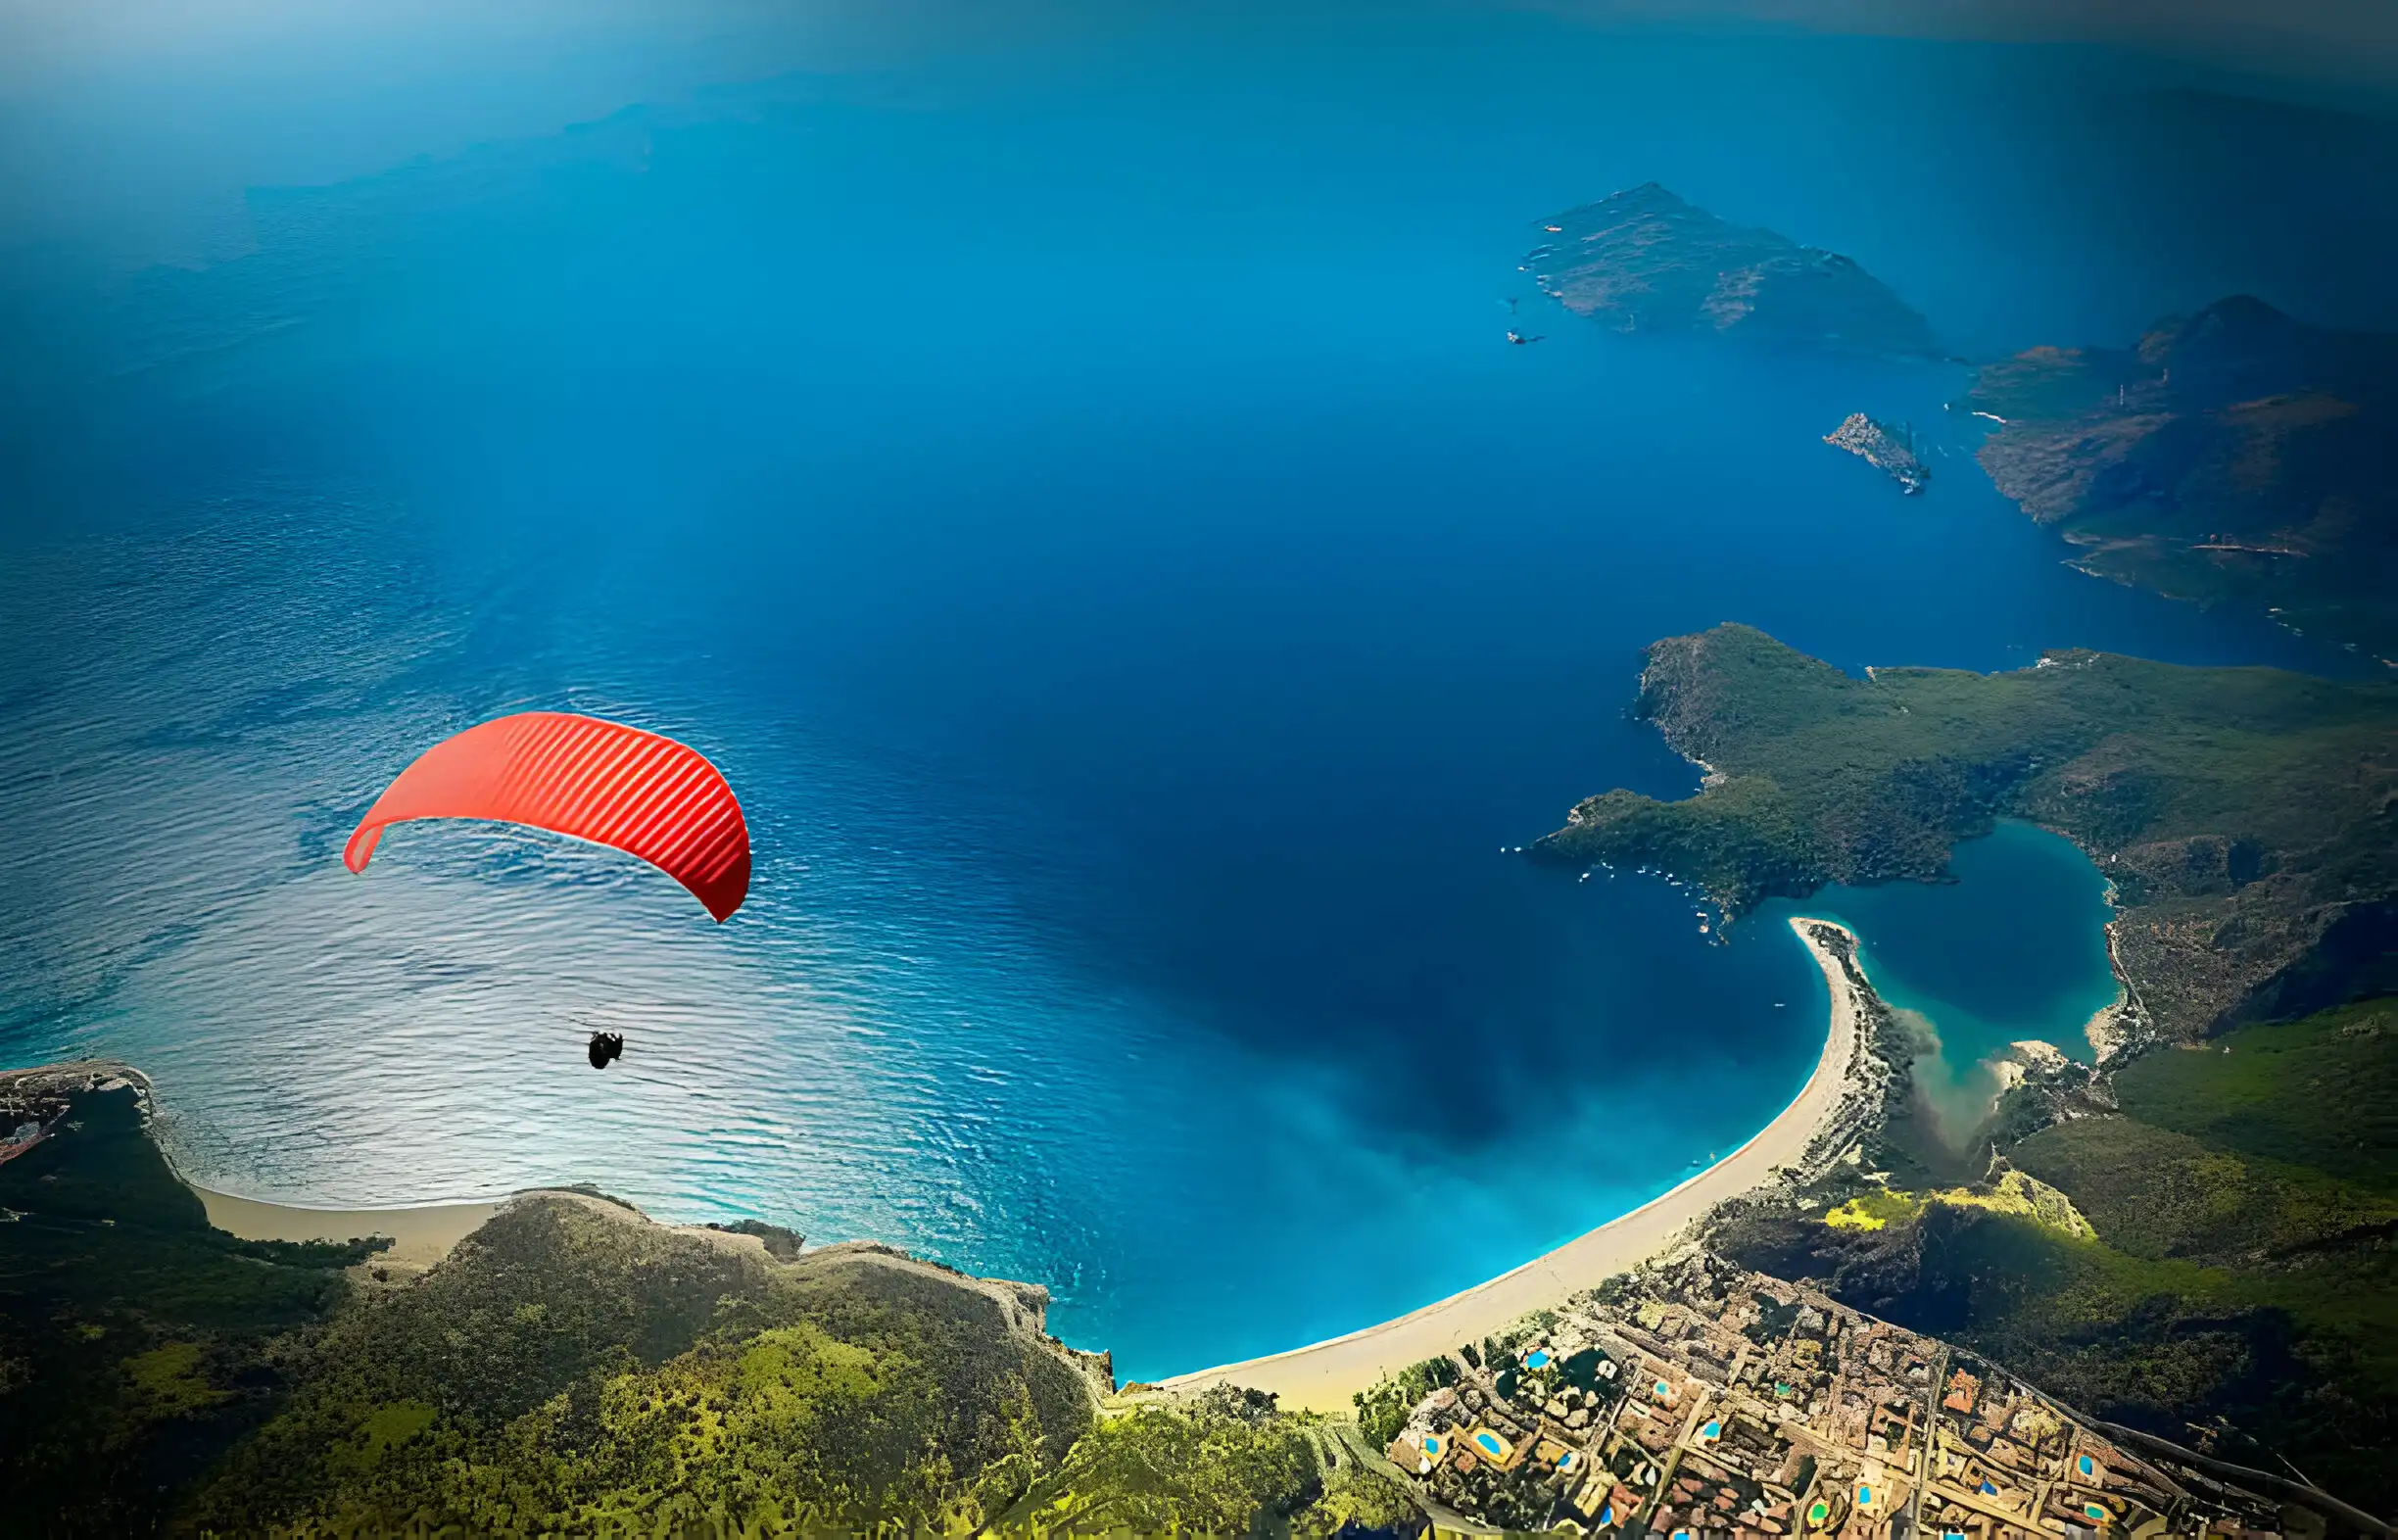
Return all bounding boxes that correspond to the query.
[344,712,750,1067]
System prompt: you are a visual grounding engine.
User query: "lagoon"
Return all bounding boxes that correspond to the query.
[1763,820,2124,1140]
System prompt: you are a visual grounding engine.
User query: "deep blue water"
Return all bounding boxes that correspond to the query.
[1,5,2390,1378]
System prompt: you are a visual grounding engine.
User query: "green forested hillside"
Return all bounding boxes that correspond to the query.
[2107,998,2398,1186]
[1714,996,2398,1517]
[0,1076,378,1537]
[184,1197,1107,1535]
[1000,1386,1420,1536]
[0,1076,1425,1538]
[1537,624,2398,1037]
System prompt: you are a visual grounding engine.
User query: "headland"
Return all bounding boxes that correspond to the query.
[1533,622,2398,1046]
[1965,295,2398,662]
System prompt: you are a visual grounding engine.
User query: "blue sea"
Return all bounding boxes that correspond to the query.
[1,2,2389,1378]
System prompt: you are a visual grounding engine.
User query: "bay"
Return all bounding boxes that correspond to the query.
[0,5,2381,1378]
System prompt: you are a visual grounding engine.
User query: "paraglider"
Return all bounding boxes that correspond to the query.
[345,711,751,1067]
[345,711,750,920]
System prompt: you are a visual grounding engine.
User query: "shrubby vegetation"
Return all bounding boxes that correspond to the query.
[186,1199,1102,1536]
[1001,1384,1418,1535]
[4,1086,1425,1537]
[1353,1355,1458,1448]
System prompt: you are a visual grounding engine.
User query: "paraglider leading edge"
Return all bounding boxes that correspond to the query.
[343,711,751,922]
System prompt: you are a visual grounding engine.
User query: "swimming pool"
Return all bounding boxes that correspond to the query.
[1472,1429,1511,1462]
[1524,1349,1551,1370]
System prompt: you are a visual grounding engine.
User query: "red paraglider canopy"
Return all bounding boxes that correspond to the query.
[344,712,750,921]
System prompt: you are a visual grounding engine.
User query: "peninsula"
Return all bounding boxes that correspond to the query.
[1966,295,2398,661]
[1533,624,2398,1044]
[1527,183,1939,358]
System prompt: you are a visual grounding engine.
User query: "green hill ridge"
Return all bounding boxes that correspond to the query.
[1534,623,2398,1041]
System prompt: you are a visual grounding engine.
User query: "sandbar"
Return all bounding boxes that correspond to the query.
[1160,916,1865,1412]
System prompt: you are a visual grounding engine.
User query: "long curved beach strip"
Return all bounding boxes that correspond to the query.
[1159,916,1865,1412]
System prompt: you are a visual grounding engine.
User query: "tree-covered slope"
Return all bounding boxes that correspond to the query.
[0,1068,380,1537]
[1710,997,2398,1518]
[1967,297,2398,660]
[1536,624,2398,1039]
[1000,1385,1422,1536]
[0,1068,1424,1538]
[187,1198,1108,1536]
[0,1070,1124,1537]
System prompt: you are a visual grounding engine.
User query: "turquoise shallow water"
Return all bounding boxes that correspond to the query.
[1764,821,2125,1139]
[0,5,2383,1379]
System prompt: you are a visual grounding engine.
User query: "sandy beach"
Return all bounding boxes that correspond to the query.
[194,1185,503,1272]
[24,918,1872,1392]
[1160,915,1868,1413]
[1,1057,505,1271]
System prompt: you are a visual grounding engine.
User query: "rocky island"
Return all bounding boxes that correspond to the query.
[1824,411,1930,493]
[1965,295,2398,661]
[1527,183,1940,358]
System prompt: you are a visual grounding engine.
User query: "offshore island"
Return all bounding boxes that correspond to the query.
[7,631,2394,1535]
[1527,183,1939,358]
[1527,187,2398,662]
[1824,413,1930,495]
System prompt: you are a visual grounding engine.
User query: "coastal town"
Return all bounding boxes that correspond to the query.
[1381,1252,2311,1539]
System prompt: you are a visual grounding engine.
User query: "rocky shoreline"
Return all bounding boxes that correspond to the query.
[1823,411,1929,494]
